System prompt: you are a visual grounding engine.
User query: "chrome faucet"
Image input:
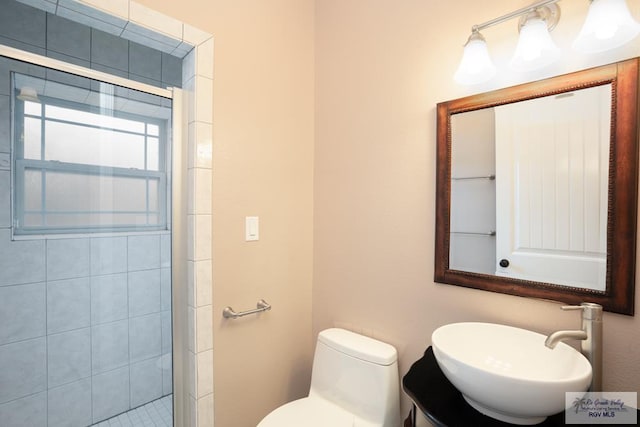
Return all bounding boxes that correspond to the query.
[544,302,603,391]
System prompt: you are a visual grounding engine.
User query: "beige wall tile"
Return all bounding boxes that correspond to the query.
[196,305,213,352]
[197,393,214,427]
[196,350,213,398]
[129,1,182,40]
[195,260,212,307]
[78,0,129,21]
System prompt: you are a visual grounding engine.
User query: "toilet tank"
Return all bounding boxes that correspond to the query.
[308,328,400,427]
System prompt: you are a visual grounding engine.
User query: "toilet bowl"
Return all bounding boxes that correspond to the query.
[257,328,400,427]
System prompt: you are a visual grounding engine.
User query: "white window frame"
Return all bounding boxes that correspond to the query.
[12,73,171,236]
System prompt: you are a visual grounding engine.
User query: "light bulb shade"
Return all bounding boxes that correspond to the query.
[573,0,640,53]
[454,35,496,85]
[510,17,561,71]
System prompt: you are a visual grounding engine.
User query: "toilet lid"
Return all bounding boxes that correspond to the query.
[257,397,354,427]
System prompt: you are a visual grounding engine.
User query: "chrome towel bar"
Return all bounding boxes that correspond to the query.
[223,299,271,319]
[451,174,495,181]
[451,231,496,236]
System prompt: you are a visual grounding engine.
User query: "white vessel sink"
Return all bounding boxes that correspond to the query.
[432,322,592,425]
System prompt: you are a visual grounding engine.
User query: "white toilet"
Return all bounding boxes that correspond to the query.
[257,328,401,427]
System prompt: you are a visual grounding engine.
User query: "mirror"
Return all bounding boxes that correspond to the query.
[435,59,639,315]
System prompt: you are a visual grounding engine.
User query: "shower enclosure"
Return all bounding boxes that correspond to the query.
[0,47,177,426]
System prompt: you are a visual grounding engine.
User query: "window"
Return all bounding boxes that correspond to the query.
[12,72,171,235]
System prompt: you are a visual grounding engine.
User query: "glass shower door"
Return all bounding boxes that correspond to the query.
[0,58,174,427]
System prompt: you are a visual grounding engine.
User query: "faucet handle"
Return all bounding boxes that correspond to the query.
[561,305,584,311]
[560,303,603,320]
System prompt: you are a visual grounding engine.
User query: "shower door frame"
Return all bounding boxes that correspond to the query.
[0,43,185,426]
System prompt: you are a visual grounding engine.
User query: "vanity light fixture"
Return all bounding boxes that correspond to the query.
[454,30,497,85]
[573,0,640,53]
[455,0,640,85]
[510,9,561,71]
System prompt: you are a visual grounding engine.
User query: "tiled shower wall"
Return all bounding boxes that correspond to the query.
[0,0,183,88]
[0,232,173,426]
[0,1,182,425]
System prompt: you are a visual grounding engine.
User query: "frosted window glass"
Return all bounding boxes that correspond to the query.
[24,101,41,116]
[24,169,42,210]
[147,138,159,171]
[45,122,146,169]
[45,105,145,134]
[43,213,152,227]
[148,179,159,210]
[24,117,41,160]
[45,171,94,211]
[45,172,149,213]
[13,71,169,235]
[102,176,147,211]
[23,213,43,227]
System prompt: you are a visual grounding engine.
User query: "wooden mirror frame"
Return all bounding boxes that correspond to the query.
[435,59,639,315]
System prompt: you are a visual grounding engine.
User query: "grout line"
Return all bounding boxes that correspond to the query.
[44,238,49,427]
[126,235,132,411]
[0,389,45,408]
[88,393,173,426]
[88,233,95,425]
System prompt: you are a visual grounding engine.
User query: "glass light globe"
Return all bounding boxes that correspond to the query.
[574,0,640,53]
[510,17,561,71]
[454,32,497,85]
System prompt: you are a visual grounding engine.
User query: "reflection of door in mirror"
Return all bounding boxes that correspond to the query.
[437,59,638,314]
[494,85,611,290]
[450,108,496,275]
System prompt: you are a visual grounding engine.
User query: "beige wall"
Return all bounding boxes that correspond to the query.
[206,2,315,425]
[138,1,315,426]
[314,0,640,420]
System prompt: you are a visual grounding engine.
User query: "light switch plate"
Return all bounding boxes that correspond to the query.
[245,216,259,241]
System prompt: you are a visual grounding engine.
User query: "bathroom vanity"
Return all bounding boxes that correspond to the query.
[403,347,572,426]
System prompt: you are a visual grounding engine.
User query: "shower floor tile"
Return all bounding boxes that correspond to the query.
[91,394,173,427]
